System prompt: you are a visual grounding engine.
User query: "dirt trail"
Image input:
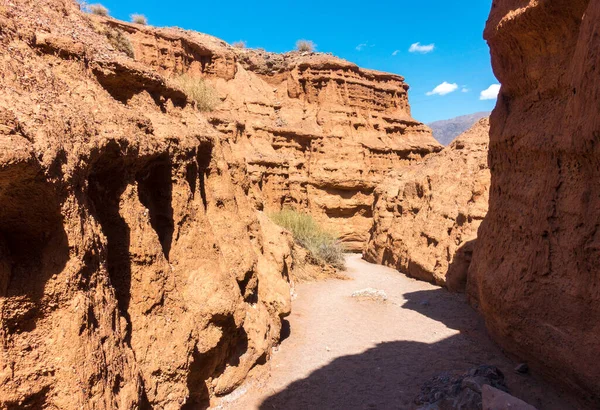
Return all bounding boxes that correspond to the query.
[218,255,579,409]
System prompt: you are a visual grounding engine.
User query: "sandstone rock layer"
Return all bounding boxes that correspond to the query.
[365,118,490,289]
[0,1,293,408]
[223,53,442,251]
[0,0,444,407]
[468,0,600,402]
[111,21,441,251]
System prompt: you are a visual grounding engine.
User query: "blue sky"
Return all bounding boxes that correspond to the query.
[95,0,498,123]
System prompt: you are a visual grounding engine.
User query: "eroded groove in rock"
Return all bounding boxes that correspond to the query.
[136,155,175,260]
[183,315,248,410]
[91,60,188,107]
[0,160,69,334]
[87,145,132,331]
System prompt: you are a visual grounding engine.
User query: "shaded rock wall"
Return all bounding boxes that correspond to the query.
[468,0,600,402]
[109,20,441,250]
[0,1,292,408]
[364,119,490,289]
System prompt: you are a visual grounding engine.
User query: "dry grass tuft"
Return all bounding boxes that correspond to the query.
[171,74,219,112]
[87,3,109,16]
[270,209,345,270]
[232,41,247,49]
[296,39,316,53]
[131,14,147,25]
[104,27,134,58]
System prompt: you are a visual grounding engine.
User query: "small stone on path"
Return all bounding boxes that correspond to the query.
[351,288,388,302]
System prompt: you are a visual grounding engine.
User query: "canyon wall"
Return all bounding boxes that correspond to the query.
[104,18,441,251]
[364,118,490,290]
[223,51,442,251]
[0,0,438,406]
[0,1,293,408]
[468,0,600,402]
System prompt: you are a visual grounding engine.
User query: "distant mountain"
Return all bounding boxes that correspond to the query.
[428,112,491,145]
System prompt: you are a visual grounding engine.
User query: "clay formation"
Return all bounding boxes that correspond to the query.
[365,118,490,290]
[468,0,600,402]
[106,18,442,251]
[0,1,293,408]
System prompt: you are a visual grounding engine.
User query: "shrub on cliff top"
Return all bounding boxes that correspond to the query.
[171,74,219,112]
[296,39,316,53]
[87,3,109,16]
[131,14,147,25]
[104,27,134,58]
[232,41,247,49]
[270,209,345,270]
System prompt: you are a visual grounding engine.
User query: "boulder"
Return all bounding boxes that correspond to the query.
[482,385,537,410]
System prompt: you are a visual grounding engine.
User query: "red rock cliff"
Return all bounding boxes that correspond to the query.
[109,19,441,250]
[365,118,490,290]
[468,0,600,402]
[0,0,442,407]
[0,1,293,408]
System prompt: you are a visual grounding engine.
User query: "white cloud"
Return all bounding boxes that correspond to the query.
[409,42,435,54]
[480,84,501,100]
[461,87,469,93]
[426,82,458,96]
[392,50,400,56]
[356,42,375,51]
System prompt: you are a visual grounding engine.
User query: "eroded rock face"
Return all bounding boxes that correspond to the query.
[0,1,292,408]
[226,53,441,251]
[110,21,441,251]
[364,119,490,289]
[468,0,600,402]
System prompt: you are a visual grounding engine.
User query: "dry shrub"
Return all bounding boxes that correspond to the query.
[131,14,147,25]
[291,245,348,283]
[232,41,247,49]
[171,74,219,112]
[104,27,134,58]
[270,209,345,270]
[296,39,316,53]
[87,3,108,16]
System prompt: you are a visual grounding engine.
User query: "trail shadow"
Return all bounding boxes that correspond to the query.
[280,318,291,342]
[400,288,480,334]
[259,335,477,410]
[259,285,488,409]
[260,284,586,410]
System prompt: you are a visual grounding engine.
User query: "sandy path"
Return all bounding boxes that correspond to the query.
[217,255,579,409]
